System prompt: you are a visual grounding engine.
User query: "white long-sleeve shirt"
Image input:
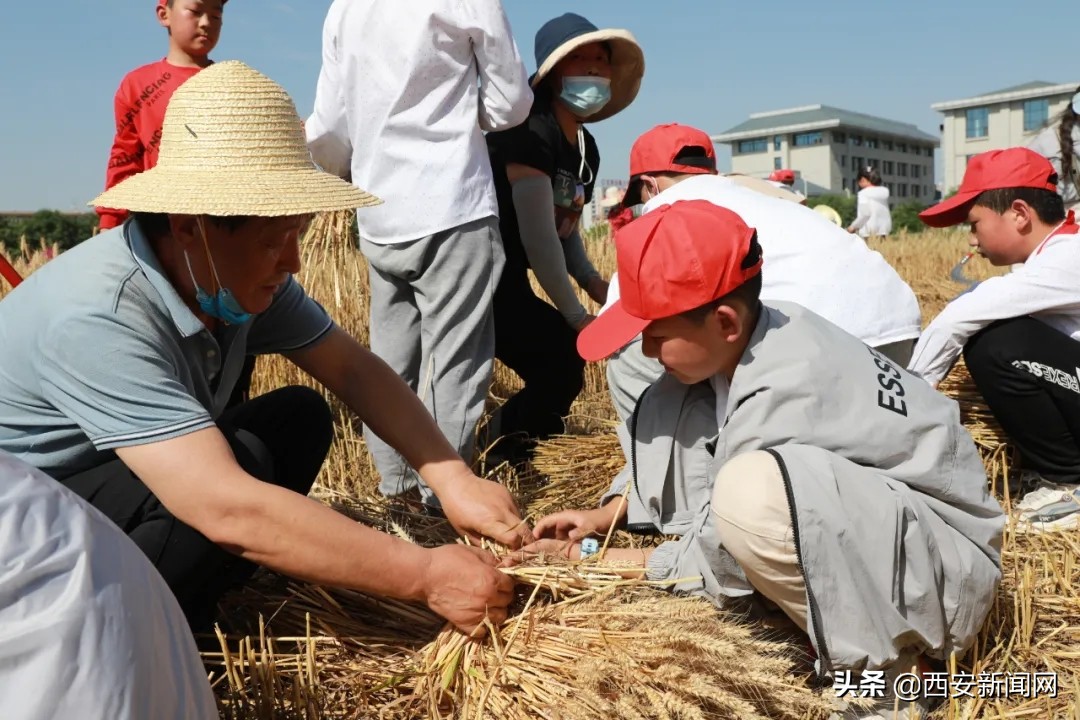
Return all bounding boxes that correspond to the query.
[850,185,893,237]
[305,0,533,245]
[909,214,1080,386]
[605,175,922,347]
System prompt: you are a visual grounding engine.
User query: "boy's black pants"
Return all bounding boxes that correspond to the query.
[964,317,1080,483]
[58,386,334,632]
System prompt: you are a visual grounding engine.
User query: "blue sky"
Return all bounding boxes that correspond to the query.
[0,0,1073,211]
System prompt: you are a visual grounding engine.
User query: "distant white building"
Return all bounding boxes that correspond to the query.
[713,104,938,204]
[931,81,1079,193]
[581,179,627,230]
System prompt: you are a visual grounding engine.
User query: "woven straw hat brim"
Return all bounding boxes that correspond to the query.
[89,60,381,216]
[532,29,645,123]
[91,166,379,216]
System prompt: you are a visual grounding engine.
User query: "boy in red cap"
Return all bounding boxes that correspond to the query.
[95,0,226,231]
[527,200,1003,718]
[911,146,1080,532]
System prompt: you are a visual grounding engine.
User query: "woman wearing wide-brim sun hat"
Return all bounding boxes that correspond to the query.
[485,13,644,465]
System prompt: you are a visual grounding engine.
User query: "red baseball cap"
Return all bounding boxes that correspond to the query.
[622,124,718,207]
[768,169,796,183]
[920,147,1059,228]
[578,200,763,362]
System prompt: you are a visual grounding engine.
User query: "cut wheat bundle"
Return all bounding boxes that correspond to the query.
[525,432,624,518]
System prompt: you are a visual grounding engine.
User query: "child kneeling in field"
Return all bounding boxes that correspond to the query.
[525,200,1005,719]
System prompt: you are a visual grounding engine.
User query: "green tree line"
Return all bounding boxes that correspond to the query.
[0,211,97,256]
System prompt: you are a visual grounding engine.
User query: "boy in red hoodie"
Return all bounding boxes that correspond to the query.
[96,0,226,230]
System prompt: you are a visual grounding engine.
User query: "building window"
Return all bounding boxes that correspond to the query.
[897,162,908,177]
[738,138,768,153]
[912,185,920,198]
[774,156,783,170]
[883,160,894,174]
[852,156,865,172]
[911,165,920,179]
[793,131,824,146]
[866,137,879,149]
[1023,99,1049,132]
[851,135,864,146]
[897,142,908,153]
[899,184,908,198]
[965,107,989,139]
[884,140,894,151]
[774,135,783,151]
[841,154,847,168]
[832,131,847,143]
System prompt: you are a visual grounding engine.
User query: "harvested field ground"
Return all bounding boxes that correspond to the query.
[3,217,1077,719]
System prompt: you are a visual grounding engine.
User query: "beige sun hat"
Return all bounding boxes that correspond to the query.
[531,13,645,123]
[722,173,805,204]
[91,61,380,216]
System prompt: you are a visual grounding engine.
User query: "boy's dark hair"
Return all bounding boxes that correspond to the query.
[134,212,253,238]
[680,273,763,324]
[857,166,882,186]
[972,187,1066,225]
[164,0,229,6]
[1059,85,1079,188]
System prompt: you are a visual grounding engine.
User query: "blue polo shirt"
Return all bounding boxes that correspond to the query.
[0,220,334,479]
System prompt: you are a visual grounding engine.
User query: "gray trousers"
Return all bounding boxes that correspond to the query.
[360,216,505,499]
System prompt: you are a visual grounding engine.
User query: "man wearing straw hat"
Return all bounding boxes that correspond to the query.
[0,61,528,636]
[528,200,1003,719]
[305,0,533,504]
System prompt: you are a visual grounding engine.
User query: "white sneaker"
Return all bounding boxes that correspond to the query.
[1013,478,1080,534]
[1013,482,1072,513]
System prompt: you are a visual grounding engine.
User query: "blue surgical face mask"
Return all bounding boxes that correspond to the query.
[184,219,253,326]
[560,76,612,118]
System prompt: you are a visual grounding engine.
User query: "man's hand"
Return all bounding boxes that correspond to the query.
[573,313,597,332]
[585,276,609,306]
[421,545,515,635]
[534,507,612,541]
[437,472,534,549]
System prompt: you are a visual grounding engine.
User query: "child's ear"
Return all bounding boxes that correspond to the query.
[714,304,743,343]
[1010,200,1034,231]
[157,4,169,28]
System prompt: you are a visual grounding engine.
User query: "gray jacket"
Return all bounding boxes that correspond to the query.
[1028,122,1080,206]
[602,302,1004,675]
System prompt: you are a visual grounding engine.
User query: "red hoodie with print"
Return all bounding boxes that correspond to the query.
[96,59,202,229]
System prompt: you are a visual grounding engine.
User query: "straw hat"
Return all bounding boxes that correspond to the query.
[91,61,379,216]
[813,204,844,226]
[531,13,644,123]
[599,185,625,209]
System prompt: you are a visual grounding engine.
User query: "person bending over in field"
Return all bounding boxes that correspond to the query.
[0,62,530,638]
[910,147,1080,534]
[525,201,1004,720]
